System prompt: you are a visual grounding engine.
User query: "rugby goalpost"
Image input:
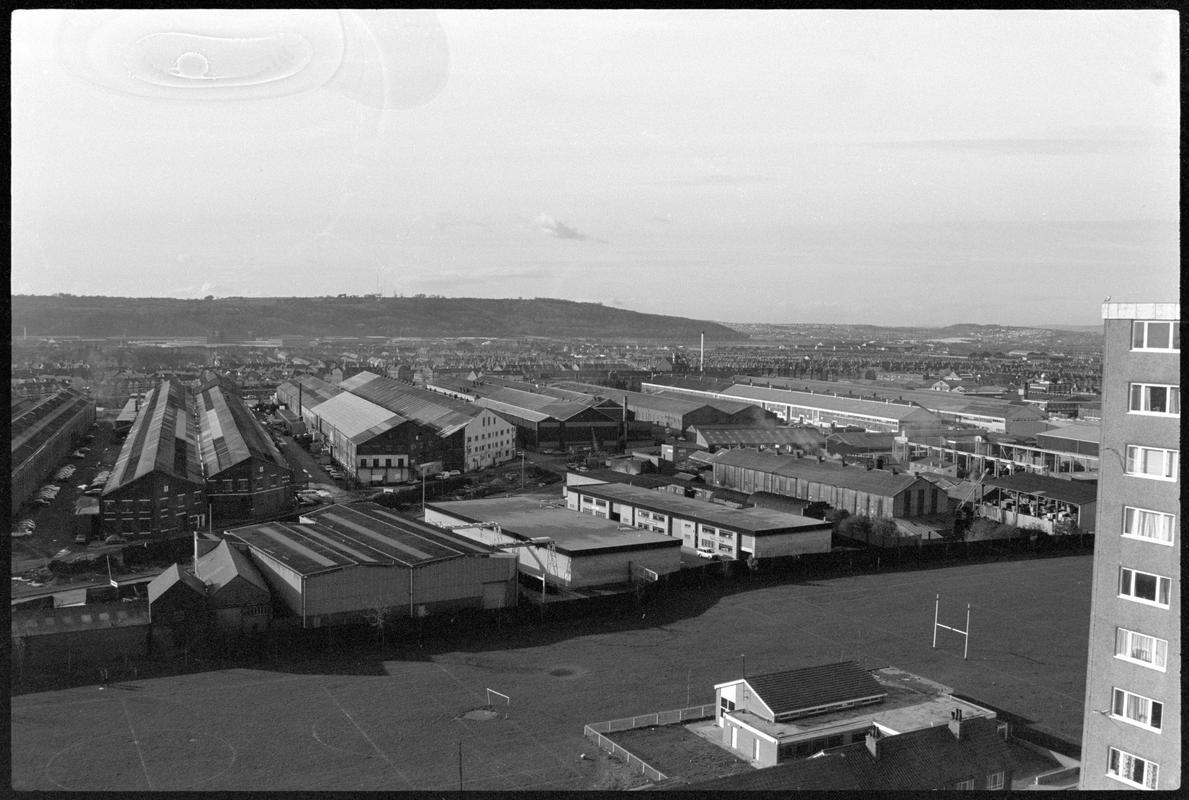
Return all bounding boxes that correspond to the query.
[932,593,971,660]
[485,688,510,709]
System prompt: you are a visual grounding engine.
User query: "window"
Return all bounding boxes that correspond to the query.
[223,479,233,492]
[1107,747,1159,789]
[955,778,975,790]
[238,479,249,491]
[1123,507,1176,545]
[1131,320,1179,351]
[1129,384,1180,416]
[1119,568,1171,607]
[987,771,1004,790]
[1111,688,1163,731]
[1116,628,1168,671]
[1124,446,1178,481]
[720,696,735,712]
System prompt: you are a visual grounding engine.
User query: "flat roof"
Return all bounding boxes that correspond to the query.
[426,497,681,556]
[1035,422,1100,445]
[569,482,829,535]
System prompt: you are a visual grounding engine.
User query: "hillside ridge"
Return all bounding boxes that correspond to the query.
[10,295,746,341]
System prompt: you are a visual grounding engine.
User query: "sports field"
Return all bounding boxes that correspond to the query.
[11,553,1092,791]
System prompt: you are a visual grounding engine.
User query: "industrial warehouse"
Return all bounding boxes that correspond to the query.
[274,371,517,482]
[424,496,683,590]
[11,388,95,509]
[197,382,295,525]
[711,449,949,519]
[563,481,832,560]
[224,502,519,628]
[100,381,207,538]
[425,374,622,451]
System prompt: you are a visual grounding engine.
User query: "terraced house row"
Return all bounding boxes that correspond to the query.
[99,380,294,538]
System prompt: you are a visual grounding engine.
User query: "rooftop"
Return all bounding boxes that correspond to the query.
[197,385,288,475]
[983,473,1098,505]
[340,371,481,436]
[713,449,930,496]
[569,482,829,535]
[229,502,503,576]
[725,666,995,742]
[426,496,682,556]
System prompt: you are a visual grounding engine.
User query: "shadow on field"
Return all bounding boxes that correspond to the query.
[12,543,1092,694]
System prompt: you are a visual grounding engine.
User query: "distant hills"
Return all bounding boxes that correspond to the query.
[10,295,746,342]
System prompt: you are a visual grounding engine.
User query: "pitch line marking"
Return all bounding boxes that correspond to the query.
[321,685,414,789]
[121,698,153,790]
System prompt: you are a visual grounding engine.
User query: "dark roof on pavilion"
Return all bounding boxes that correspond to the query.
[736,661,886,718]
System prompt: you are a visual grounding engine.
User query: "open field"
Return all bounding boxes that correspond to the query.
[11,553,1091,790]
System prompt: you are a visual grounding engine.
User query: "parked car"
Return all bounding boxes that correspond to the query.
[695,547,718,560]
[11,529,35,538]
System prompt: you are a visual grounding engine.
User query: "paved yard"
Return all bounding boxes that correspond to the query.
[11,553,1092,790]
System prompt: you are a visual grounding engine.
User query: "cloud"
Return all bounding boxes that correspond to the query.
[536,213,589,241]
[653,174,771,188]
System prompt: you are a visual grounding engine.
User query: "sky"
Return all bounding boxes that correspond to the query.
[10,9,1180,327]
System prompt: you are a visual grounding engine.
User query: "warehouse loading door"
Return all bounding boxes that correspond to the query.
[482,582,506,610]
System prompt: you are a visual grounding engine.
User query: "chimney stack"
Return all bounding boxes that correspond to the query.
[948,708,965,741]
[865,728,881,760]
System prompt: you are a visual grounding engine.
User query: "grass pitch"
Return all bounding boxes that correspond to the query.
[11,553,1091,790]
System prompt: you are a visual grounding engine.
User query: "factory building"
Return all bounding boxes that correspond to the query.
[645,375,1046,435]
[274,374,343,433]
[226,502,519,628]
[196,383,295,525]
[338,372,516,473]
[11,388,95,509]
[712,449,946,519]
[645,381,943,436]
[686,424,825,453]
[303,391,442,484]
[548,381,779,434]
[100,381,206,538]
[425,496,682,589]
[425,375,621,451]
[898,423,1101,480]
[564,481,832,560]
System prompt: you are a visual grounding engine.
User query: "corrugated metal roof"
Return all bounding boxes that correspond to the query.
[105,381,203,493]
[309,392,407,443]
[340,372,480,436]
[231,503,502,575]
[276,375,343,407]
[742,661,886,717]
[197,385,288,476]
[195,540,270,595]
[693,426,824,448]
[713,449,928,496]
[723,385,937,422]
[11,389,93,467]
[427,374,605,423]
[983,473,1098,505]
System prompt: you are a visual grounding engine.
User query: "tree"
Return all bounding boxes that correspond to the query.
[361,602,396,649]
